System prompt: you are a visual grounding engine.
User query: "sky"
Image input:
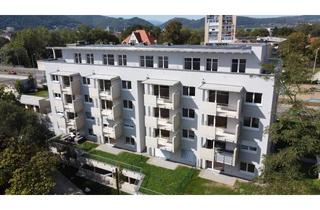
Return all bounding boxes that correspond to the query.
[110,15,284,24]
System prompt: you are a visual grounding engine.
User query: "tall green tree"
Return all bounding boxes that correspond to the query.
[160,21,183,44]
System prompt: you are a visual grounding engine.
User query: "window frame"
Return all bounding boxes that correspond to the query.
[123,99,133,109]
[243,116,260,129]
[182,129,195,140]
[206,58,218,71]
[182,108,195,119]
[182,86,195,97]
[122,80,132,90]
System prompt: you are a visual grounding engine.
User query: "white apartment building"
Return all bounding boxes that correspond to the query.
[204,15,237,44]
[38,43,277,180]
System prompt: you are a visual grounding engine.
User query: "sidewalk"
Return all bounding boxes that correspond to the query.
[147,157,182,170]
[199,170,247,186]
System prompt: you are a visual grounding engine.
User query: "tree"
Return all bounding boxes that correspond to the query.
[0,37,9,48]
[0,93,56,194]
[280,32,309,58]
[250,28,270,37]
[160,21,183,44]
[5,151,58,195]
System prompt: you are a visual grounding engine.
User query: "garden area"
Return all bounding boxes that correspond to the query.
[75,141,237,195]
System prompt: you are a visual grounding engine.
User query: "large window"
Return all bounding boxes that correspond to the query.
[215,116,227,128]
[243,117,259,129]
[184,58,200,70]
[158,56,168,69]
[123,100,133,109]
[122,80,132,89]
[86,54,94,64]
[103,54,114,65]
[245,92,262,104]
[183,86,195,96]
[240,162,255,173]
[51,75,59,81]
[154,107,170,119]
[118,55,127,66]
[74,53,82,63]
[231,59,246,73]
[125,136,135,145]
[182,129,195,140]
[101,100,113,110]
[82,77,90,85]
[206,58,218,71]
[217,91,229,106]
[240,144,257,153]
[182,108,195,119]
[153,85,169,99]
[140,56,154,68]
[154,129,170,139]
[84,94,93,103]
[207,115,214,126]
[99,80,111,92]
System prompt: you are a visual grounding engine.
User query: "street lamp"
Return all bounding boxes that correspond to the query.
[313,47,320,74]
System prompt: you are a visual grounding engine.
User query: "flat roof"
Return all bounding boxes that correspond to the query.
[142,78,179,86]
[47,43,264,54]
[20,94,46,106]
[88,74,120,81]
[199,83,243,92]
[51,71,79,76]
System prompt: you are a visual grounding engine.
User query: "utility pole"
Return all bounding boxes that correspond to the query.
[115,167,120,195]
[313,47,320,74]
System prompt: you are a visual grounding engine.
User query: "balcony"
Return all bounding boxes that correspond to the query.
[64,97,83,113]
[101,103,122,121]
[103,123,122,139]
[143,78,181,110]
[215,124,239,143]
[144,113,180,131]
[199,125,216,139]
[199,147,214,161]
[88,74,121,100]
[51,71,81,95]
[214,150,234,166]
[146,132,180,153]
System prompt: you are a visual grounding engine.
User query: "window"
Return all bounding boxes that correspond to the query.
[207,115,214,126]
[245,92,262,104]
[84,94,93,103]
[74,53,82,63]
[103,54,114,65]
[122,81,132,89]
[101,100,113,110]
[65,94,73,104]
[204,139,214,149]
[99,80,111,92]
[158,56,168,68]
[240,145,257,153]
[206,58,218,71]
[184,58,200,70]
[125,136,135,145]
[118,55,127,66]
[86,53,94,64]
[51,75,59,81]
[123,119,135,129]
[54,93,61,98]
[123,100,133,109]
[140,56,154,68]
[82,77,90,85]
[85,111,94,120]
[183,86,195,96]
[208,90,215,102]
[88,128,96,136]
[231,59,246,73]
[240,162,255,173]
[154,107,170,119]
[182,129,195,140]
[154,129,170,138]
[153,85,169,99]
[205,160,213,169]
[243,117,259,129]
[216,116,227,128]
[182,108,195,119]
[216,91,229,106]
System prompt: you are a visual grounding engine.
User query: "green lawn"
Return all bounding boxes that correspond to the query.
[75,141,99,152]
[26,89,49,97]
[78,141,236,195]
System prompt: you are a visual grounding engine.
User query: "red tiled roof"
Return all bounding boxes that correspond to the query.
[122,29,156,45]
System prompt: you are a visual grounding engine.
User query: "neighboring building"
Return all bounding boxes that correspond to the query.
[0,74,29,89]
[204,15,237,44]
[19,94,51,114]
[39,42,278,180]
[122,30,156,45]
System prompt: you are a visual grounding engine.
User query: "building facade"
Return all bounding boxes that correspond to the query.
[204,15,237,44]
[38,43,277,180]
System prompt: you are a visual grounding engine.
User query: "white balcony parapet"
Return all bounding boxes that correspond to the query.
[214,150,234,166]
